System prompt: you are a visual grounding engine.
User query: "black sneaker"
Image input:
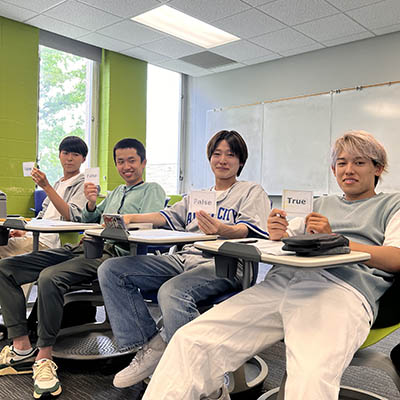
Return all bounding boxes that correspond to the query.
[0,345,37,375]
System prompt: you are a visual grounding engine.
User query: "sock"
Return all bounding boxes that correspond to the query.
[13,346,33,356]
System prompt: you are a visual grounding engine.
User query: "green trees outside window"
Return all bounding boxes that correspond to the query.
[38,46,93,184]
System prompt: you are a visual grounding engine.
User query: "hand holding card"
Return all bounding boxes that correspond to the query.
[23,162,35,177]
[189,191,216,215]
[282,189,313,218]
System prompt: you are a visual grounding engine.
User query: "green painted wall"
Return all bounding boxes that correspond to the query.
[0,20,147,213]
[98,50,147,193]
[0,17,39,216]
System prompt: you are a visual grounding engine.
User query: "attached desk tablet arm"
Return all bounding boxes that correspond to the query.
[0,219,41,251]
[84,226,139,258]
[201,242,262,289]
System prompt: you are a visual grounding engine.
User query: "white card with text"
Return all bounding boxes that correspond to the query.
[84,167,100,185]
[23,162,35,177]
[189,191,216,215]
[282,189,313,217]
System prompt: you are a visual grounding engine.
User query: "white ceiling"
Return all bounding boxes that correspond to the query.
[1,0,400,76]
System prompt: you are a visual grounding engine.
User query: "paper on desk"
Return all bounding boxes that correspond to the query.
[27,219,100,227]
[229,239,294,256]
[23,162,35,177]
[189,191,216,215]
[128,229,210,240]
[85,167,100,185]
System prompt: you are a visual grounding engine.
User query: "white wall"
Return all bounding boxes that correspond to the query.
[183,31,400,196]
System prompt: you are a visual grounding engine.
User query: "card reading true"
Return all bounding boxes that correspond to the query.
[189,191,216,215]
[23,162,35,177]
[85,167,100,186]
[282,189,313,217]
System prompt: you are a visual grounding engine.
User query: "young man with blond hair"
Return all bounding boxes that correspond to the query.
[142,130,400,400]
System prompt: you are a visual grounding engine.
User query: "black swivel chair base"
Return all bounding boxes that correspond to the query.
[228,355,268,398]
[53,321,135,360]
[52,291,135,360]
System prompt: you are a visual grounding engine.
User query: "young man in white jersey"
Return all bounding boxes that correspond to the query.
[142,130,400,400]
[97,130,271,389]
[0,136,88,257]
[0,138,166,399]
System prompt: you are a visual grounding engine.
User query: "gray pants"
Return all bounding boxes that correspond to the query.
[0,244,112,347]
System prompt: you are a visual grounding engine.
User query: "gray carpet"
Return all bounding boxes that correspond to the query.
[1,266,399,400]
[1,319,399,400]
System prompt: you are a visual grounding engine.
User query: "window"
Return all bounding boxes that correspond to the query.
[37,45,95,184]
[146,65,182,195]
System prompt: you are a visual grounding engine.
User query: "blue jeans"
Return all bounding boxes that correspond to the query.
[97,254,241,351]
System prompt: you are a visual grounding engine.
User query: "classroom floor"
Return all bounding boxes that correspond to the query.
[0,264,399,400]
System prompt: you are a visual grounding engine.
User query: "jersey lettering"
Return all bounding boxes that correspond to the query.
[186,207,237,225]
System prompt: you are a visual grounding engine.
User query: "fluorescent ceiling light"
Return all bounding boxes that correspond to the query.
[132,5,240,49]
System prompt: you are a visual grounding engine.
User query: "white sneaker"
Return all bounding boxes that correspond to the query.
[202,385,231,400]
[113,334,167,388]
[32,359,62,399]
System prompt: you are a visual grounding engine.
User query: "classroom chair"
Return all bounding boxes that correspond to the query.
[142,241,269,398]
[52,233,176,360]
[258,276,400,400]
[30,189,47,216]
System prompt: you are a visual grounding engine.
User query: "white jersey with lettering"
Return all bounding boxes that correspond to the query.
[160,181,271,269]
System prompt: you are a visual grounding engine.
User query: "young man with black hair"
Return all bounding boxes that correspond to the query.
[0,138,165,399]
[98,130,271,390]
[0,136,88,257]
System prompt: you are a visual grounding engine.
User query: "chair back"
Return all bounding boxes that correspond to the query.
[34,189,47,216]
[360,274,400,349]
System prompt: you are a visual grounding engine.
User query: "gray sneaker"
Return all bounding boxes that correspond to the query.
[113,333,166,388]
[202,385,231,400]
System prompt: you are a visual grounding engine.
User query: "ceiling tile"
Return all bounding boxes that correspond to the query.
[0,1,36,21]
[325,0,382,12]
[323,31,374,46]
[210,62,244,73]
[242,0,275,5]
[214,8,285,39]
[259,0,339,25]
[27,15,90,38]
[249,28,318,52]
[211,40,275,62]
[346,0,400,30]
[142,37,203,58]
[121,47,170,64]
[2,0,64,13]
[157,59,209,75]
[97,20,166,46]
[373,22,400,35]
[278,42,324,56]
[79,0,160,18]
[242,53,282,65]
[295,13,367,42]
[44,0,121,31]
[168,0,250,23]
[78,32,132,51]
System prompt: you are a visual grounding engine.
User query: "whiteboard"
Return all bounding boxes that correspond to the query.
[205,104,263,187]
[330,84,400,194]
[204,81,400,196]
[262,94,331,195]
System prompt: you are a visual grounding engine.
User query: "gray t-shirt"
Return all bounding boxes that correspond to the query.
[288,192,400,318]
